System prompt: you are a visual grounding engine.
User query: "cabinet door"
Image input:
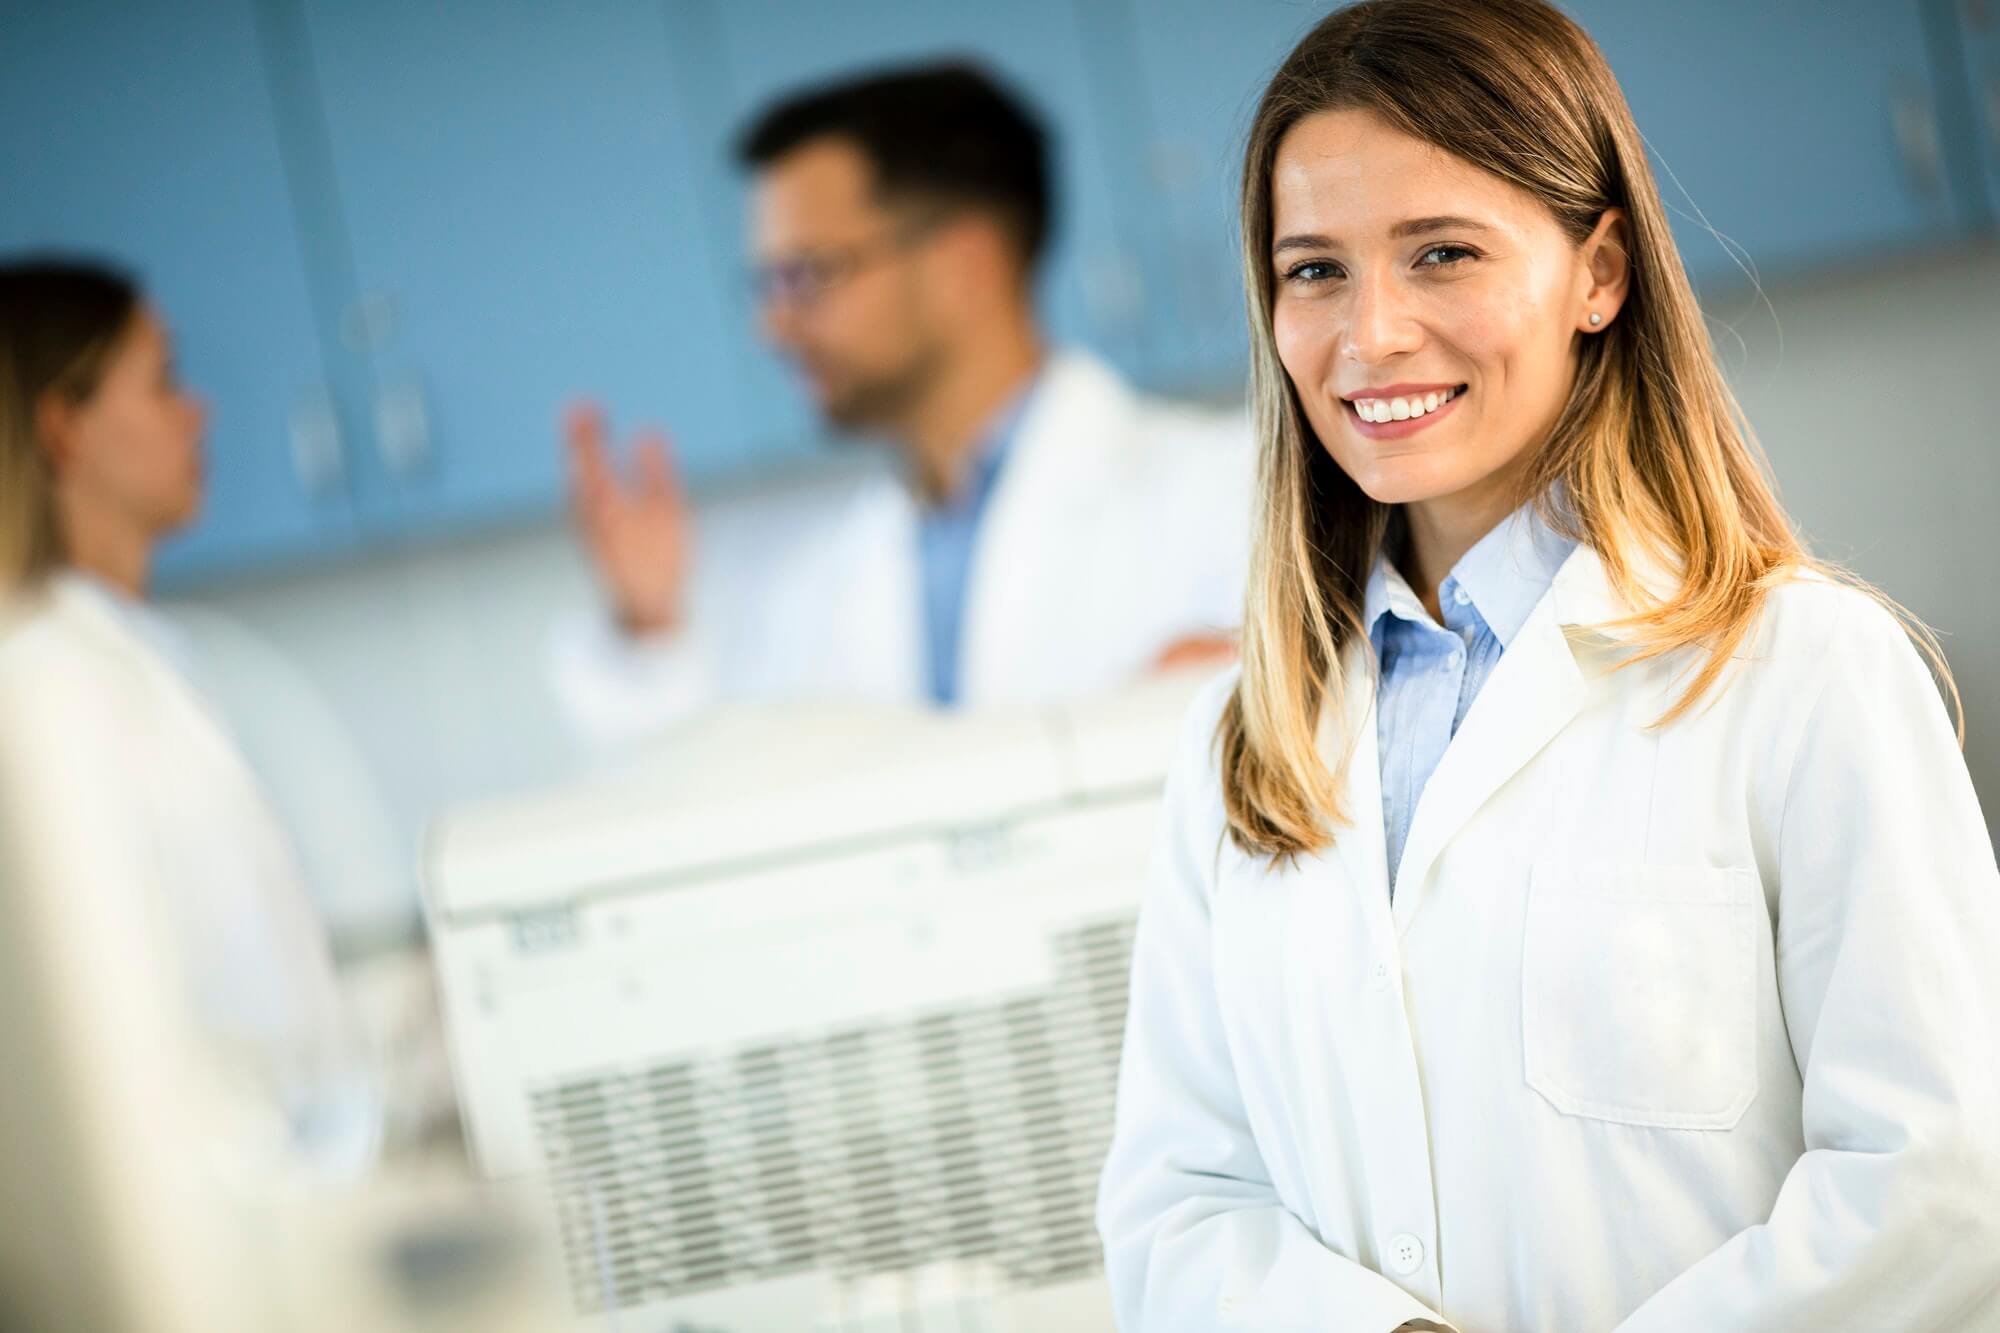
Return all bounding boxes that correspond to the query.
[1112,0,1326,395]
[1945,0,2000,221]
[292,0,749,535]
[1563,0,1964,286]
[676,0,1160,445]
[0,0,354,585]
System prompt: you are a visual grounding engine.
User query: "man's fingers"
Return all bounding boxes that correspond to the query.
[565,401,615,480]
[1151,632,1240,673]
[632,429,682,505]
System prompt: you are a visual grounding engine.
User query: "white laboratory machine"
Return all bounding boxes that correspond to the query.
[423,671,1208,1333]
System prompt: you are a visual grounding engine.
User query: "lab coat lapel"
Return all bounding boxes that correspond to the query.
[1387,548,1598,935]
[1321,647,1395,922]
[957,353,1125,703]
[1282,652,1395,1207]
[841,475,927,701]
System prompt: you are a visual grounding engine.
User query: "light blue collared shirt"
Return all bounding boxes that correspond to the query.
[1364,504,1577,895]
[916,379,1035,706]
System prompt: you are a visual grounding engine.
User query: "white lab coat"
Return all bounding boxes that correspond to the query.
[0,574,376,1173]
[548,349,1253,742]
[1097,545,2000,1331]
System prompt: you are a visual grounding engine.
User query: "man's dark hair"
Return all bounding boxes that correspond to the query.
[737,62,1052,273]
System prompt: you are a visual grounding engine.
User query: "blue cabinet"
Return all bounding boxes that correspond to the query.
[1941,0,2000,222]
[1106,1,1323,395]
[280,0,1173,524]
[5,0,1992,586]
[291,0,752,530]
[1570,0,1978,285]
[0,0,356,584]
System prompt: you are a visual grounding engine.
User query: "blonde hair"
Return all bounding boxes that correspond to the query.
[1220,0,1955,858]
[0,258,141,592]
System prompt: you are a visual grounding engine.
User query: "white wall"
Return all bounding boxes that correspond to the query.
[173,243,2000,941]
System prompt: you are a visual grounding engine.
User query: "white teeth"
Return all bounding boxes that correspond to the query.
[1354,385,1457,424]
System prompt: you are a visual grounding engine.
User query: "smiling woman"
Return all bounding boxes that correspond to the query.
[1219,0,1889,856]
[1095,1,2000,1330]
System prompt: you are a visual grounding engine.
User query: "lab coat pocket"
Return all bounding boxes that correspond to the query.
[1522,860,1760,1131]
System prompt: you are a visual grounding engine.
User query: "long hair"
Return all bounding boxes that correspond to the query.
[0,258,141,592]
[1219,0,1955,858]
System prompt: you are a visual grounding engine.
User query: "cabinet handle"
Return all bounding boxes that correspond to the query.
[375,377,432,477]
[342,292,399,353]
[289,389,345,498]
[1890,82,1946,200]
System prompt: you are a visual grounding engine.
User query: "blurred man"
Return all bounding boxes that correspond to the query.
[550,63,1251,743]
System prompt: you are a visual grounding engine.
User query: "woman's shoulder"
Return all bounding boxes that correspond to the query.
[1752,567,1924,677]
[0,578,162,745]
[1155,665,1245,844]
[1177,664,1244,768]
[0,578,104,675]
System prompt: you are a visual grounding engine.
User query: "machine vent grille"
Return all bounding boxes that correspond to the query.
[528,913,1136,1313]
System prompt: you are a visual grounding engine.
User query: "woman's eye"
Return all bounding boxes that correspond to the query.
[1282,260,1341,284]
[1418,244,1477,268]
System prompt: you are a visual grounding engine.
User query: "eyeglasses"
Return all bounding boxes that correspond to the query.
[748,218,939,310]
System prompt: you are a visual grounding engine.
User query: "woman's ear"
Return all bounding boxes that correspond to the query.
[33,393,76,469]
[1578,207,1631,333]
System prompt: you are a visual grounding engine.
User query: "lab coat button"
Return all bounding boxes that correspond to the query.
[1369,960,1393,992]
[1387,1232,1425,1276]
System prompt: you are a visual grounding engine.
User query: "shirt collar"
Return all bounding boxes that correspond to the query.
[1364,500,1578,649]
[929,365,1040,516]
[1362,543,1426,641]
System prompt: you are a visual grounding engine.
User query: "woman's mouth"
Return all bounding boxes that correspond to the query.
[1343,384,1466,439]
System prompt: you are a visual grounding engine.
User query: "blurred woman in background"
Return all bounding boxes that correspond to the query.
[1096,1,2000,1329]
[0,258,377,1174]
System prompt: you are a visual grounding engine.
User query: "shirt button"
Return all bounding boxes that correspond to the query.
[1369,960,1393,992]
[1452,586,1471,606]
[1387,1232,1426,1276]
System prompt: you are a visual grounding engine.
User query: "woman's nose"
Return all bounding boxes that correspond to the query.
[1342,273,1423,364]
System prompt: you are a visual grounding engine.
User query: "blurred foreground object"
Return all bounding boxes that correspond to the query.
[0,589,574,1333]
[424,669,1216,1331]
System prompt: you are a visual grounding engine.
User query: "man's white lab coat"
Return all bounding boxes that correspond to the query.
[548,350,1253,742]
[1097,547,2000,1331]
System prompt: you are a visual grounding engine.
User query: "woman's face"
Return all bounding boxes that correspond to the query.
[50,306,207,539]
[1268,108,1624,522]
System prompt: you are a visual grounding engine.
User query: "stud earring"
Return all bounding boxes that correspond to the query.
[1588,312,1603,326]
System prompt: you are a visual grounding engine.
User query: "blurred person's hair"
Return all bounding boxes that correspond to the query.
[1218,0,1955,858]
[0,257,141,591]
[737,62,1052,275]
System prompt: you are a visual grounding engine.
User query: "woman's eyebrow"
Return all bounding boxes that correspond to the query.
[1391,215,1494,238]
[1271,232,1332,257]
[1273,216,1495,257]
